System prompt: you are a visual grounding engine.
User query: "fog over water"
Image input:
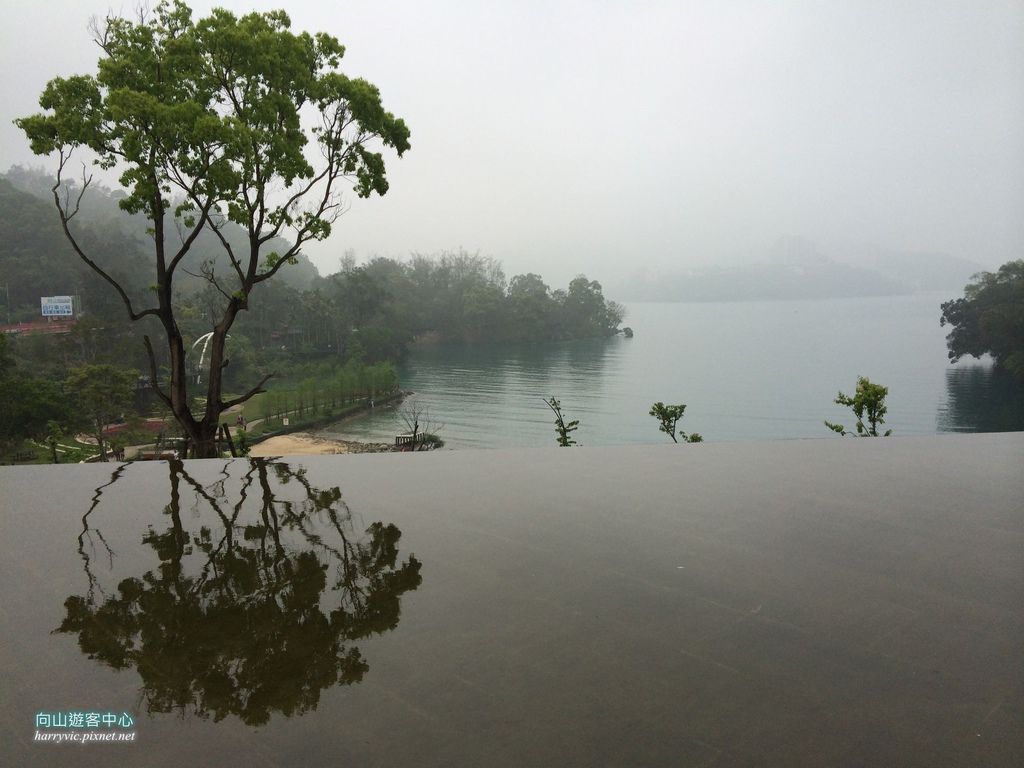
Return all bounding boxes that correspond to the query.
[1,1,1022,289]
[324,294,1024,449]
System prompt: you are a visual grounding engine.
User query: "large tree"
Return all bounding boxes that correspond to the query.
[940,260,1024,382]
[17,1,410,456]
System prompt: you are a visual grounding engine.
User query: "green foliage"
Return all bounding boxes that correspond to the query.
[46,420,64,463]
[243,361,398,431]
[16,1,409,454]
[17,2,410,222]
[418,433,445,449]
[0,333,76,456]
[649,402,703,443]
[561,276,624,339]
[65,364,138,459]
[234,428,251,457]
[940,260,1024,381]
[0,174,151,325]
[0,332,12,378]
[544,397,579,447]
[309,253,623,352]
[825,377,893,437]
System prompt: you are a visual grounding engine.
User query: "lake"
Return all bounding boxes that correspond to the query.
[322,293,1024,448]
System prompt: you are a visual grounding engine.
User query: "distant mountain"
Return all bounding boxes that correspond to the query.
[769,235,986,291]
[621,235,986,303]
[832,248,986,293]
[621,261,909,303]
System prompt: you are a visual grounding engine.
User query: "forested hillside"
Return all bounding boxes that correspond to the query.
[0,167,623,382]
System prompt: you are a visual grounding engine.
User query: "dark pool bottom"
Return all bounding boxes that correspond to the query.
[1,434,1021,767]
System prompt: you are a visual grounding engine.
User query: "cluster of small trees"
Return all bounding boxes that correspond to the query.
[0,334,139,462]
[545,376,895,447]
[258,362,398,427]
[242,252,627,362]
[543,396,707,448]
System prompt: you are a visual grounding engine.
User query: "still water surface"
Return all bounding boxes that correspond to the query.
[325,294,1024,448]
[3,439,1022,765]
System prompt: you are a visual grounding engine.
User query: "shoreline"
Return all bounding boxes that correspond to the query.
[245,389,406,454]
[248,432,393,457]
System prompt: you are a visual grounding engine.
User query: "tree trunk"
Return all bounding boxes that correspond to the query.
[163,326,208,458]
[191,421,221,459]
[190,305,241,459]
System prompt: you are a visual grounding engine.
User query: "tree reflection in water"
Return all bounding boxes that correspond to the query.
[939,365,1024,433]
[57,458,422,726]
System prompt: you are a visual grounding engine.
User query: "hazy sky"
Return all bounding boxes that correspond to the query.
[2,0,1022,286]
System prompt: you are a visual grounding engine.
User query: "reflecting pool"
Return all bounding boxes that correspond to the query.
[1,436,1022,766]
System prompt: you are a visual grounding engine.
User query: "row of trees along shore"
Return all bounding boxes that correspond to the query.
[548,376,895,447]
[257,362,398,425]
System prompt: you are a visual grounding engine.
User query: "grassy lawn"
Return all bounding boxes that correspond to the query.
[218,392,270,425]
[218,394,379,439]
[2,437,100,465]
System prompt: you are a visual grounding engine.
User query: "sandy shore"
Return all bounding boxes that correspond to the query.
[248,432,392,457]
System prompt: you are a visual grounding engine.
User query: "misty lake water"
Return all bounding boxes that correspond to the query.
[322,293,1024,448]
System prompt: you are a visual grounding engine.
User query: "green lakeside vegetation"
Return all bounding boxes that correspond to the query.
[2,163,1021,462]
[824,378,893,438]
[9,1,628,457]
[0,166,623,461]
[940,259,1024,382]
[0,0,1019,462]
[649,402,704,444]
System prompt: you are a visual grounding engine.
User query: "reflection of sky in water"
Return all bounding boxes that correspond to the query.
[322,295,1019,448]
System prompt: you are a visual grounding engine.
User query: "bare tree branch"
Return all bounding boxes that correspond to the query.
[220,373,274,411]
[182,203,248,290]
[162,156,221,279]
[182,263,234,303]
[143,334,173,409]
[52,151,160,323]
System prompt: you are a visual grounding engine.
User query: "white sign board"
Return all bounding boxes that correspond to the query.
[41,296,74,317]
